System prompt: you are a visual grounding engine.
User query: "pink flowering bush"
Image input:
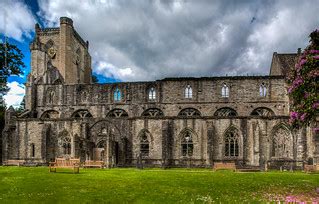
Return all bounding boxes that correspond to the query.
[287,29,319,128]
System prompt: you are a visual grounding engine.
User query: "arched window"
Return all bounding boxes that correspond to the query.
[178,108,201,117]
[41,110,59,119]
[181,131,193,156]
[224,128,239,158]
[272,126,293,159]
[214,108,237,117]
[185,85,192,99]
[251,107,274,117]
[221,83,229,98]
[72,110,93,118]
[140,132,150,157]
[62,137,71,155]
[142,108,164,117]
[107,109,129,118]
[114,87,121,102]
[148,87,156,100]
[259,83,267,97]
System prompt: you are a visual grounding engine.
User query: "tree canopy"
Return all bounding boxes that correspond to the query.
[287,29,319,129]
[0,42,25,95]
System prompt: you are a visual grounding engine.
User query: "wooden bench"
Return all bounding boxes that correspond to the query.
[213,162,236,172]
[83,160,105,168]
[3,160,25,166]
[304,164,319,173]
[49,158,80,173]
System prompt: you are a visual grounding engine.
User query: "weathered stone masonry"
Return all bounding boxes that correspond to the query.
[2,17,319,169]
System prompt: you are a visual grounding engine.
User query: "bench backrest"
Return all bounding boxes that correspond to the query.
[214,162,236,169]
[55,158,80,167]
[85,160,104,165]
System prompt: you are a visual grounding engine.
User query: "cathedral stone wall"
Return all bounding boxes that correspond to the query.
[2,17,318,169]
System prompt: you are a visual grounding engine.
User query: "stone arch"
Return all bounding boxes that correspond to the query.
[214,107,238,117]
[271,123,293,159]
[178,108,201,117]
[89,120,125,166]
[106,109,129,118]
[71,109,93,118]
[141,108,164,117]
[41,110,59,119]
[251,107,275,117]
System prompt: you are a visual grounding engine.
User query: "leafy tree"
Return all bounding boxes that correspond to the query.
[0,42,25,95]
[287,29,319,129]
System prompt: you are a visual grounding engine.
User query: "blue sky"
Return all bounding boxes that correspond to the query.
[1,0,319,107]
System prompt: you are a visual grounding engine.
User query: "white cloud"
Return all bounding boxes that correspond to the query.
[3,81,25,108]
[37,0,319,81]
[0,0,36,41]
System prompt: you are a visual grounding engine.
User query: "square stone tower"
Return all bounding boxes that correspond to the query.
[29,17,92,84]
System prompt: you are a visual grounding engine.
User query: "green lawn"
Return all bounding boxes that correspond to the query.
[0,167,318,203]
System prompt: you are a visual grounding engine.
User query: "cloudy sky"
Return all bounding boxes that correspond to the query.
[1,0,319,107]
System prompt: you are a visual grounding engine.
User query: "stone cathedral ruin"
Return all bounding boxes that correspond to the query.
[2,17,319,169]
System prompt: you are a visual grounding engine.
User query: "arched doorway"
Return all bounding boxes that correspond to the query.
[89,120,126,167]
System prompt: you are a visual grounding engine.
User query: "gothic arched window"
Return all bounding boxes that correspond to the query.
[259,83,267,97]
[214,107,238,117]
[62,137,71,155]
[140,132,150,157]
[185,85,192,99]
[221,83,229,98]
[224,128,239,158]
[148,87,156,100]
[142,108,164,117]
[181,131,193,157]
[178,108,201,117]
[72,110,93,118]
[272,126,293,159]
[114,87,121,102]
[41,110,59,119]
[251,107,274,117]
[107,109,129,118]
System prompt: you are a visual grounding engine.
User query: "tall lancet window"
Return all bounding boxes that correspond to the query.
[185,85,192,99]
[148,87,156,100]
[259,83,267,97]
[221,83,229,98]
[114,87,121,102]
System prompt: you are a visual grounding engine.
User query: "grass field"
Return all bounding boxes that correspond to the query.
[0,167,318,203]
